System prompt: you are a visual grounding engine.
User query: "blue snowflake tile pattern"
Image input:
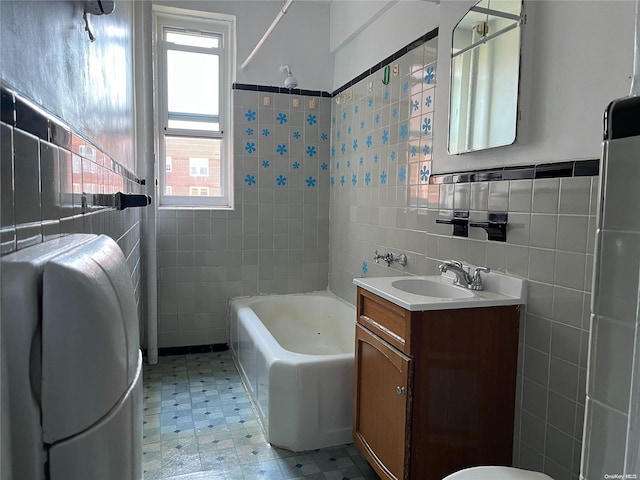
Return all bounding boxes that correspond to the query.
[359,157,364,166]
[366,135,372,148]
[262,128,270,137]
[423,143,431,156]
[307,114,317,126]
[276,144,288,156]
[331,146,336,157]
[321,133,328,141]
[380,171,387,184]
[398,167,407,183]
[365,172,371,186]
[246,127,254,136]
[424,66,435,84]
[420,165,430,182]
[276,112,288,125]
[321,163,328,171]
[382,129,389,145]
[330,176,335,187]
[422,117,432,134]
[413,100,420,112]
[400,124,408,140]
[362,261,368,275]
[425,94,433,108]
[373,153,379,164]
[244,174,256,186]
[353,139,358,152]
[293,131,301,140]
[276,174,287,186]
[340,175,345,186]
[262,160,270,168]
[306,146,317,158]
[306,176,316,187]
[390,150,397,161]
[368,98,373,108]
[351,174,357,186]
[245,109,256,122]
[410,145,418,158]
[292,162,300,170]
[245,142,256,154]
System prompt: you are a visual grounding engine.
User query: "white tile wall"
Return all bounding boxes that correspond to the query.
[582,133,640,480]
[155,90,331,348]
[328,36,597,479]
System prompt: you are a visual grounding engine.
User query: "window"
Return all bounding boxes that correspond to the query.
[155,8,235,208]
[189,157,209,177]
[190,187,210,196]
[79,145,97,161]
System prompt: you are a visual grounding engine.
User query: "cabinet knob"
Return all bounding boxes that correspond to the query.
[396,386,406,395]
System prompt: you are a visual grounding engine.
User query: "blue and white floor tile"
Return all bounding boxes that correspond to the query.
[142,351,379,480]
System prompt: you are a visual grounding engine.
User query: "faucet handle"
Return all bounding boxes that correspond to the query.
[469,266,490,290]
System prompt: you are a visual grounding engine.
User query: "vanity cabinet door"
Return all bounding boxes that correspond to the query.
[354,324,413,480]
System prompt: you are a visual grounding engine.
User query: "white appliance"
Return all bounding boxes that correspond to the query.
[1,234,143,480]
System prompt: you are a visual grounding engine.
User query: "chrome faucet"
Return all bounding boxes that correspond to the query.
[439,261,490,291]
[374,251,408,267]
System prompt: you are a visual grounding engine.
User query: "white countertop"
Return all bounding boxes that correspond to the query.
[353,272,527,311]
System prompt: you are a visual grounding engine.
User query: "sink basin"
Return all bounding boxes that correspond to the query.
[353,271,526,311]
[391,278,475,299]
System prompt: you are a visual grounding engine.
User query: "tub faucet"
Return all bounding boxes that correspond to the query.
[439,261,490,291]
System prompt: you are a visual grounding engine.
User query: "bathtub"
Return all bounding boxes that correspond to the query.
[228,291,356,452]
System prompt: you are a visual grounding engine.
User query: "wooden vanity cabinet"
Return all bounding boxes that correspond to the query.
[353,287,520,480]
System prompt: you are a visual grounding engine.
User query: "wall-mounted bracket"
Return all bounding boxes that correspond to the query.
[436,211,469,237]
[93,192,152,210]
[469,213,508,242]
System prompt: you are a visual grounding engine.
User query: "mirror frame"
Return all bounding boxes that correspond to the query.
[447,0,524,155]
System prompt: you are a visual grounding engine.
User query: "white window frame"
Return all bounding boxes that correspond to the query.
[154,6,235,209]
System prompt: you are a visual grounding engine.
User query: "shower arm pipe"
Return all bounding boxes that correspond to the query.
[240,0,294,70]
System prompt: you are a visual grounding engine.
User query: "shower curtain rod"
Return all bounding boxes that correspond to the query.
[240,0,294,70]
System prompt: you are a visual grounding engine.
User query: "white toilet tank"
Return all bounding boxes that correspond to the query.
[1,234,143,480]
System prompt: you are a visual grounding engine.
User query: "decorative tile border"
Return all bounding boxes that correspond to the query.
[333,27,439,96]
[429,159,600,185]
[232,83,331,97]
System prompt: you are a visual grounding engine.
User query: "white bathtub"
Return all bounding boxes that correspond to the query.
[228,291,356,451]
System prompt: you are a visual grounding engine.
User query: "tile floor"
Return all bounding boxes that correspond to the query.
[142,351,380,480]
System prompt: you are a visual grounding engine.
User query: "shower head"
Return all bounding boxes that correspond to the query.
[280,64,299,89]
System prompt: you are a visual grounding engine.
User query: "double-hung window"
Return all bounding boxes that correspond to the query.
[155,9,234,208]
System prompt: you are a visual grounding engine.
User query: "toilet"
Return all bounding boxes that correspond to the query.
[443,466,554,480]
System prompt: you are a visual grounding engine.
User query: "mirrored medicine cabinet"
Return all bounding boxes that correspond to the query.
[448,0,523,154]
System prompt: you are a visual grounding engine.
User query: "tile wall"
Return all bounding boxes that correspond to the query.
[156,88,331,348]
[581,105,640,480]
[0,85,144,320]
[328,33,597,480]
